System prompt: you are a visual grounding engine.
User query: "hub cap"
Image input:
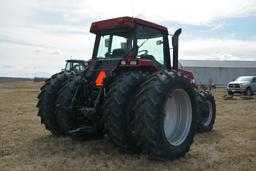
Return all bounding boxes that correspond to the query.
[203,100,213,127]
[164,89,192,146]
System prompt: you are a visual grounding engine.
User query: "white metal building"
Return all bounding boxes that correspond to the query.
[179,60,256,86]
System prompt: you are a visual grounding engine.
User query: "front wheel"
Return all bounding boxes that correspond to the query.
[196,92,216,132]
[134,71,197,160]
[245,87,253,96]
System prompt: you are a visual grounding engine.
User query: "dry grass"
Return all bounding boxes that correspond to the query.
[0,81,255,171]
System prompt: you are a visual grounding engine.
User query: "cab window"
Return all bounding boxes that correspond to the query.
[96,33,133,59]
[136,25,164,65]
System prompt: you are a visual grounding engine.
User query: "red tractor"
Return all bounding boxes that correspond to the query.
[37,17,216,160]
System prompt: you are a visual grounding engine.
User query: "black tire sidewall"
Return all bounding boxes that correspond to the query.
[154,77,196,158]
[245,87,252,96]
[37,72,69,135]
[203,95,216,130]
[104,71,149,152]
[56,76,81,132]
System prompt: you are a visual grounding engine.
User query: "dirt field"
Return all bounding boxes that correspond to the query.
[0,81,255,171]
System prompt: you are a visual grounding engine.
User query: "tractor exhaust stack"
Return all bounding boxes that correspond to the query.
[172,28,182,70]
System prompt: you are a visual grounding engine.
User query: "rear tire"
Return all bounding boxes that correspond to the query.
[103,71,149,153]
[134,71,197,160]
[37,72,71,136]
[196,92,216,132]
[55,76,103,140]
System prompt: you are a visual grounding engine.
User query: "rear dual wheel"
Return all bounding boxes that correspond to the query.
[55,76,104,140]
[103,71,149,153]
[134,71,197,160]
[37,72,71,136]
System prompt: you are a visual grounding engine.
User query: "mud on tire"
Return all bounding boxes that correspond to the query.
[134,70,197,160]
[103,71,149,153]
[37,72,71,136]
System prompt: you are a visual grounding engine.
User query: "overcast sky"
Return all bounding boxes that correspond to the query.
[0,0,256,77]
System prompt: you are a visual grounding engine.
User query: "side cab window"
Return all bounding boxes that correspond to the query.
[252,77,256,83]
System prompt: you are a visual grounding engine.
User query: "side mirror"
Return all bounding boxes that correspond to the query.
[156,40,163,45]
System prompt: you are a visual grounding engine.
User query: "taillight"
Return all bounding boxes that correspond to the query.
[120,60,126,65]
[120,60,137,65]
[129,60,137,65]
[95,70,106,87]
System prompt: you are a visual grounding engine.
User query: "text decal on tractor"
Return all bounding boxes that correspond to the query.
[37,16,216,161]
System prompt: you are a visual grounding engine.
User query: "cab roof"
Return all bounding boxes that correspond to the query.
[66,59,85,63]
[90,16,168,34]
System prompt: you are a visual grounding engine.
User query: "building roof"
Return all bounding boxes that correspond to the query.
[179,60,256,68]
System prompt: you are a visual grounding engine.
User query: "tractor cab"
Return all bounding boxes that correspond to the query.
[65,59,85,72]
[90,17,170,67]
[87,16,182,84]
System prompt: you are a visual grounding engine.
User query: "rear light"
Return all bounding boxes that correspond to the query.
[121,60,126,65]
[120,60,137,65]
[129,60,137,65]
[95,70,106,87]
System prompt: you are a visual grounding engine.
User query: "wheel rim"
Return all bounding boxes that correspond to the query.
[164,89,192,146]
[203,100,213,127]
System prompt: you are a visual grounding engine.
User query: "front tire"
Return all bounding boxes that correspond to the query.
[245,87,253,96]
[196,92,216,132]
[134,71,197,160]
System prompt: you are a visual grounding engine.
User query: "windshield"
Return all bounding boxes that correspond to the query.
[96,32,133,59]
[94,25,165,65]
[136,25,164,64]
[65,61,85,71]
[236,76,253,82]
